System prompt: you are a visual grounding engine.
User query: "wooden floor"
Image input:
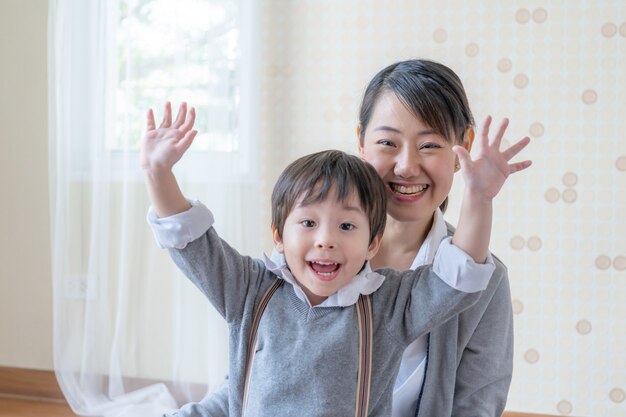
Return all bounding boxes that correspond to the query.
[0,397,76,417]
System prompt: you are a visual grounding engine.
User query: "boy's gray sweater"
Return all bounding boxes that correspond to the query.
[168,226,489,417]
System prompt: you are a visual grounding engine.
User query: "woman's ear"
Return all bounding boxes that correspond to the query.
[463,126,475,152]
[356,125,365,156]
[272,225,284,253]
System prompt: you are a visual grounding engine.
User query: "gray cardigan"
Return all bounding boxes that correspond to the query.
[165,223,491,417]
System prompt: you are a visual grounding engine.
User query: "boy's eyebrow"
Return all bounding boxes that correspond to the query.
[340,204,366,213]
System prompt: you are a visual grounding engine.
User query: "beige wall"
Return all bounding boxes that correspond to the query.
[256,2,626,416]
[0,0,52,370]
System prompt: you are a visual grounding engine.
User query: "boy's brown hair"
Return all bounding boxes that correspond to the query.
[271,150,387,244]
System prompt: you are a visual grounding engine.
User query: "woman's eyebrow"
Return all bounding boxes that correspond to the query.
[374,125,439,136]
[373,125,402,133]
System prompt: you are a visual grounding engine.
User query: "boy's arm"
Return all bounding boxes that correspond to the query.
[451,116,531,263]
[141,101,197,217]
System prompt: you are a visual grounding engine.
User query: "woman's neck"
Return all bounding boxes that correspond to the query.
[371,214,434,270]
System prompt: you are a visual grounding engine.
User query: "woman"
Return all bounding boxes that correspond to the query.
[355,59,514,416]
[169,59,518,417]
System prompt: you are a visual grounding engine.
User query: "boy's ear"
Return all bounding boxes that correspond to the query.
[365,233,383,261]
[272,225,284,253]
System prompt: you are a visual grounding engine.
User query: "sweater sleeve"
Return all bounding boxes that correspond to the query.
[164,384,230,417]
[450,260,514,417]
[147,200,265,322]
[384,240,494,344]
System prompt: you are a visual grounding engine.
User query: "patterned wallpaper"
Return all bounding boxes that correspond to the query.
[256,1,626,416]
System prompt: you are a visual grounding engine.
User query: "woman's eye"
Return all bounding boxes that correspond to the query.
[301,220,316,228]
[377,139,395,147]
[421,142,442,150]
[340,223,355,231]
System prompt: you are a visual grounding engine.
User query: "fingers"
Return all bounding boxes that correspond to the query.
[159,102,172,128]
[509,160,532,174]
[176,130,198,153]
[172,102,187,128]
[180,107,196,134]
[492,117,509,149]
[146,109,156,131]
[452,144,472,170]
[480,116,510,150]
[502,136,531,161]
[479,115,492,149]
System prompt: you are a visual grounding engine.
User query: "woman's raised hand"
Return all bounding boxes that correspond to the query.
[453,116,532,201]
[140,102,197,172]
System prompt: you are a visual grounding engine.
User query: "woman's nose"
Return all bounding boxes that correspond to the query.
[394,147,421,178]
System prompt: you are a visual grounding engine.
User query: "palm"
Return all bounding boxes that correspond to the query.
[454,116,531,201]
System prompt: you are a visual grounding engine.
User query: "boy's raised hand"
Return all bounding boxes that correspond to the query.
[452,116,532,201]
[140,102,197,173]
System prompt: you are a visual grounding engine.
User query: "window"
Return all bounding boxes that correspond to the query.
[114,0,242,153]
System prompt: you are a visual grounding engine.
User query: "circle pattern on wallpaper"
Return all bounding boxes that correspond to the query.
[556,400,573,415]
[562,188,577,203]
[582,89,598,104]
[614,255,626,271]
[529,122,545,138]
[602,22,618,38]
[616,155,626,171]
[514,73,529,89]
[527,236,542,251]
[595,255,612,270]
[524,348,540,364]
[575,319,592,335]
[433,28,447,43]
[532,8,548,24]
[621,22,626,37]
[512,299,524,315]
[609,387,625,403]
[562,172,578,187]
[498,58,512,73]
[465,42,479,57]
[545,187,560,203]
[515,8,531,24]
[510,235,525,250]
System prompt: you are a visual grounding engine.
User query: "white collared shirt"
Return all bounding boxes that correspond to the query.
[148,201,494,416]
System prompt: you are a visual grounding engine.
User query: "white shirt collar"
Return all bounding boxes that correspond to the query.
[262,251,385,308]
[409,208,447,270]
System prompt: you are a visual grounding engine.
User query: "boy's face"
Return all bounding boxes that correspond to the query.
[273,189,381,306]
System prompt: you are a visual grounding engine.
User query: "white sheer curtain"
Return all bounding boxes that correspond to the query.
[48,0,260,416]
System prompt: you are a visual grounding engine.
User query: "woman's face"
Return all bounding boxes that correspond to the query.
[358,92,462,225]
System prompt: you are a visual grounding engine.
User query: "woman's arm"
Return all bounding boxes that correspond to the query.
[451,262,513,417]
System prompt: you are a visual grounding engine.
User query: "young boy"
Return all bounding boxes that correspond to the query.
[143,103,514,416]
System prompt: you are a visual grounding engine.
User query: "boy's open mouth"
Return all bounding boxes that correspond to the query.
[390,183,428,196]
[308,261,341,281]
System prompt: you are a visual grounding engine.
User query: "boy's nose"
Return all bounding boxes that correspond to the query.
[315,230,336,249]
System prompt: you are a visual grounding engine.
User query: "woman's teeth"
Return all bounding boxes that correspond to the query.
[391,184,427,195]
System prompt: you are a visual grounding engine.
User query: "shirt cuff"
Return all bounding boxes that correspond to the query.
[146,199,214,249]
[432,237,495,293]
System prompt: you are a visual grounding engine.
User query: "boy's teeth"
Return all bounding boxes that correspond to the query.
[310,261,339,274]
[392,184,427,194]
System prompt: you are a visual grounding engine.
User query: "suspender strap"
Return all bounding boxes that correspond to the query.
[242,279,283,416]
[355,294,373,417]
[242,282,373,417]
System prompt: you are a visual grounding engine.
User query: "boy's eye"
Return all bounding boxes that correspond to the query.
[340,223,355,231]
[300,220,316,228]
